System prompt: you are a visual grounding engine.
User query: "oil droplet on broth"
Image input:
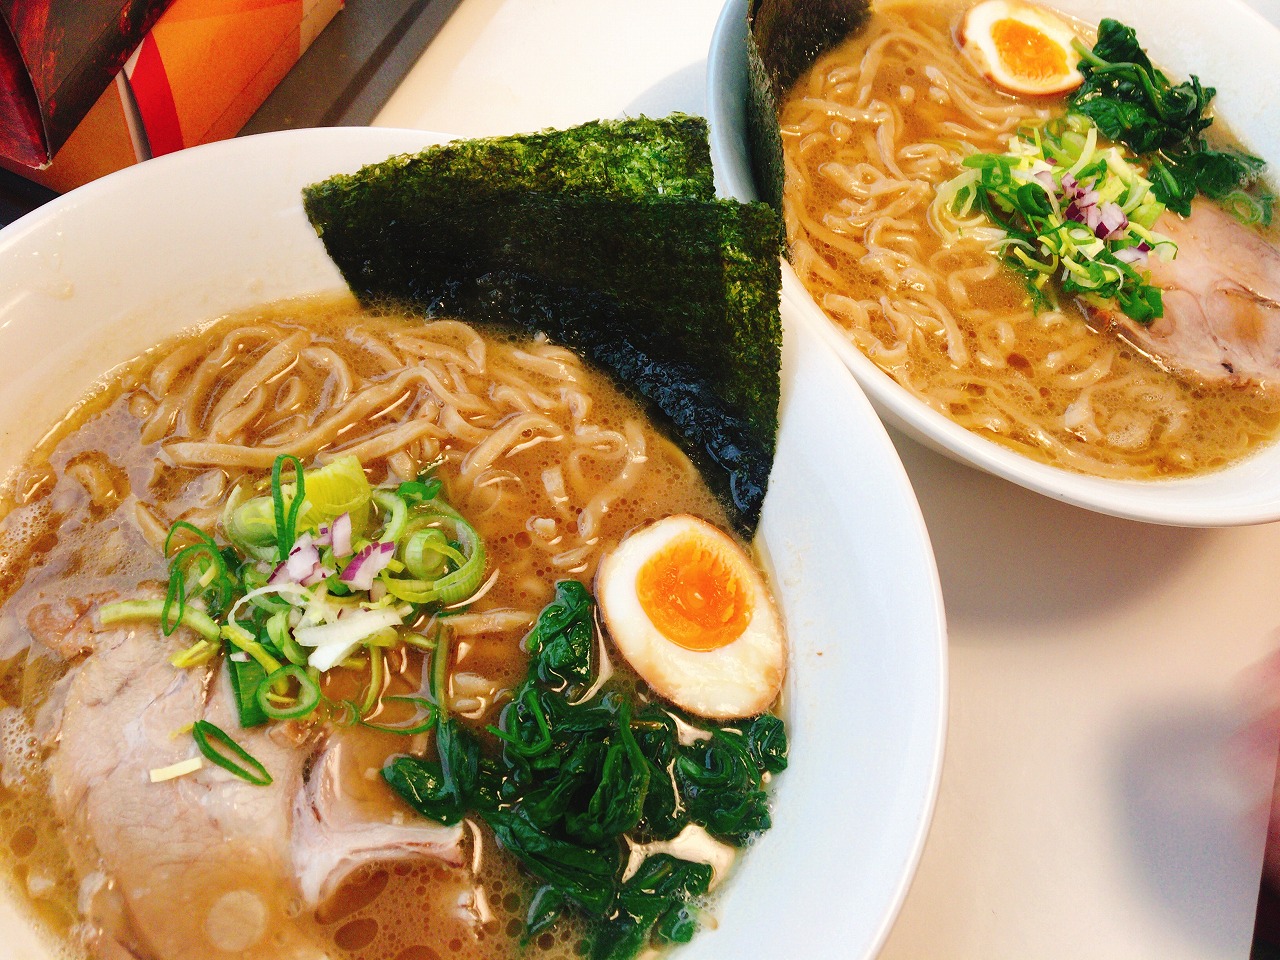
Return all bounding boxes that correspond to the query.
[394,947,443,960]
[334,917,380,952]
[317,868,390,924]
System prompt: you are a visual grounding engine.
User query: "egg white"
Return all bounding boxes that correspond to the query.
[596,515,786,720]
[959,0,1084,96]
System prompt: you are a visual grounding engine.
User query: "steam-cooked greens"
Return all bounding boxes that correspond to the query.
[384,580,787,960]
[1071,19,1273,223]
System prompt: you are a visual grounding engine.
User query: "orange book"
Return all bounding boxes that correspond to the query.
[4,0,341,192]
[0,0,173,170]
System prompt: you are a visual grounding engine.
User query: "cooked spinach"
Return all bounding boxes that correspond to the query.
[591,855,713,960]
[524,579,595,688]
[381,579,788,960]
[1071,19,1273,223]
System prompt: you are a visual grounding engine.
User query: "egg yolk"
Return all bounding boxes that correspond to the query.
[634,532,754,652]
[990,17,1069,82]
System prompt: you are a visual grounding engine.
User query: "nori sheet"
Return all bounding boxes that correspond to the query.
[308,114,716,209]
[303,117,783,537]
[746,0,872,211]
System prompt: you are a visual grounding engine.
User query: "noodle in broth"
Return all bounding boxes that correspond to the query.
[0,296,733,960]
[779,1,1280,478]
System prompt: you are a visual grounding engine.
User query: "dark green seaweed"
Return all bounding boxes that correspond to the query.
[309,114,716,206]
[303,118,782,536]
[745,0,872,211]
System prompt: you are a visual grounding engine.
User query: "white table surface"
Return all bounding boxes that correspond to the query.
[375,2,1280,957]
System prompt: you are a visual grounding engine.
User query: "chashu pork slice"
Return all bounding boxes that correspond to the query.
[292,728,466,907]
[1091,198,1280,386]
[47,621,326,960]
[45,614,469,959]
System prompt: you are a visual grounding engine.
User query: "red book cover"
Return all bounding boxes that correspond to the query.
[0,0,175,168]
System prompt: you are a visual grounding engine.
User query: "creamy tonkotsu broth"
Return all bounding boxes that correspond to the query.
[0,296,744,960]
[779,0,1280,478]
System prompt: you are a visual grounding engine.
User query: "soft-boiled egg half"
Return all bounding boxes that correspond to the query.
[596,515,785,720]
[958,0,1084,96]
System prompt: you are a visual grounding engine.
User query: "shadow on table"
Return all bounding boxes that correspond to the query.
[1117,706,1264,954]
[890,427,1212,633]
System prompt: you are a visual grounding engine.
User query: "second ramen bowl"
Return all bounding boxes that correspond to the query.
[707,0,1280,526]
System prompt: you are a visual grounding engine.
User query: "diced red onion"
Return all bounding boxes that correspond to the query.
[332,513,353,558]
[313,525,332,547]
[1114,246,1148,266]
[340,541,396,591]
[1033,170,1056,192]
[285,534,321,580]
[301,565,335,587]
[1095,203,1128,241]
[269,533,331,586]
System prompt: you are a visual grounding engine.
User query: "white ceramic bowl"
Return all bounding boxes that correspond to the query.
[0,128,946,960]
[708,0,1280,526]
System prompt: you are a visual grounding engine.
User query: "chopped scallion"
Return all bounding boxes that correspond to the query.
[191,720,272,786]
[272,454,307,562]
[99,598,220,642]
[255,665,322,721]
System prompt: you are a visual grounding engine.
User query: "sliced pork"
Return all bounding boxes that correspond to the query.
[292,729,465,907]
[47,622,325,960]
[1091,198,1280,386]
[41,613,469,960]
[26,592,121,659]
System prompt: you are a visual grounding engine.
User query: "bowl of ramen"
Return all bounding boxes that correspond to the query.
[0,127,945,960]
[708,0,1280,524]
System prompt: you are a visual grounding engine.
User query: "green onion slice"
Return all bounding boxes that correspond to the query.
[100,598,221,642]
[384,516,485,606]
[221,622,285,676]
[272,454,307,561]
[359,647,386,716]
[161,522,236,629]
[373,489,409,543]
[223,492,279,561]
[191,719,273,786]
[403,528,459,580]
[255,664,322,721]
[267,611,309,666]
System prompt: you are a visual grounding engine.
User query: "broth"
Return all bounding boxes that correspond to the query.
[0,295,735,959]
